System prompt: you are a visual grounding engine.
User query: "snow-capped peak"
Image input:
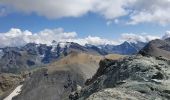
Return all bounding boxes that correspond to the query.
[51,41,72,52]
[58,42,71,48]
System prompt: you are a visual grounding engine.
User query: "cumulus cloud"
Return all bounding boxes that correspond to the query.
[0,0,94,19]
[0,28,77,47]
[0,0,131,19]
[0,0,129,20]
[127,0,170,25]
[0,28,118,47]
[1,0,170,25]
[121,33,160,43]
[92,0,131,20]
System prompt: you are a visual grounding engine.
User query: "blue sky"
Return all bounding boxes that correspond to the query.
[0,0,170,46]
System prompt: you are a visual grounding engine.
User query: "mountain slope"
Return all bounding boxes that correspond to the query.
[139,38,170,59]
[0,46,44,73]
[12,52,124,100]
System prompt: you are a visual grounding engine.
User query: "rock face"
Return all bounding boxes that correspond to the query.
[86,88,151,100]
[139,38,170,59]
[70,55,170,100]
[13,68,85,100]
[0,46,43,73]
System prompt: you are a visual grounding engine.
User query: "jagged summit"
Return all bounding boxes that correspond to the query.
[97,41,146,55]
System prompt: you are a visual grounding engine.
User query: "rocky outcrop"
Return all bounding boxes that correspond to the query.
[70,55,170,100]
[86,88,152,100]
[139,38,170,59]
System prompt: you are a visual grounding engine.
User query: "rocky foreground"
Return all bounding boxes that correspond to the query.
[70,55,170,100]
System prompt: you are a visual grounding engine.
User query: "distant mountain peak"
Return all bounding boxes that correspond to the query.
[58,42,71,48]
[121,41,132,45]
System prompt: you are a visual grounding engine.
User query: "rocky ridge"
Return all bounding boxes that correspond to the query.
[70,55,170,100]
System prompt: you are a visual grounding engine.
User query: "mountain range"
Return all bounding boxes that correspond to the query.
[0,41,146,73]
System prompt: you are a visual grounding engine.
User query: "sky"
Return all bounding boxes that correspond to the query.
[0,0,170,47]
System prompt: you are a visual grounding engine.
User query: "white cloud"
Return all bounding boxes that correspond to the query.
[84,36,117,45]
[0,28,118,47]
[121,33,160,43]
[92,0,131,20]
[127,0,170,25]
[0,0,130,20]
[162,31,170,39]
[1,0,170,25]
[0,28,170,47]
[0,0,93,19]
[0,28,78,47]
